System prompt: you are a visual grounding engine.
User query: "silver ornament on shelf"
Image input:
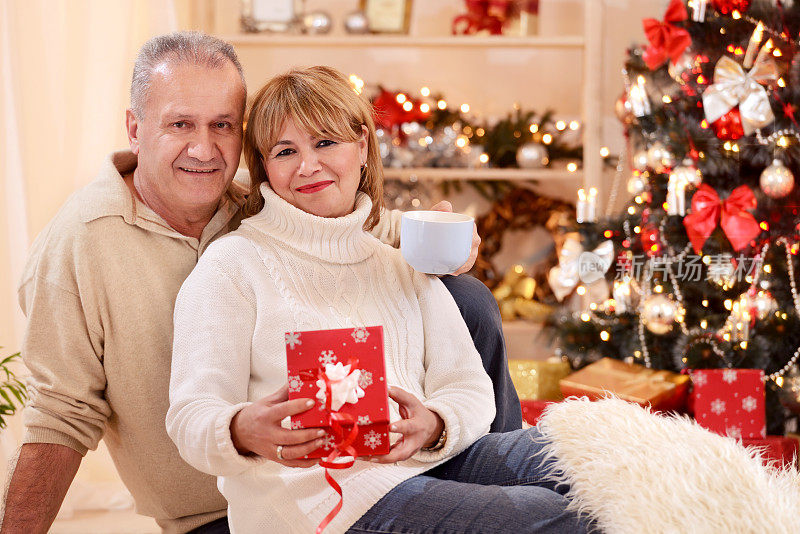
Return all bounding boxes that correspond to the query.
[344,10,369,33]
[646,142,676,173]
[632,150,649,172]
[641,294,682,335]
[627,173,648,196]
[516,142,549,169]
[302,11,332,34]
[760,159,795,199]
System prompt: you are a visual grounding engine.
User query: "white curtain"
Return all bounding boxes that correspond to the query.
[0,0,185,518]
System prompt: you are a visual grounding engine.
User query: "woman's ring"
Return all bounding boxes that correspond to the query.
[276,445,284,461]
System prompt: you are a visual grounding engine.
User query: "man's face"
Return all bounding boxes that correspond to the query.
[127,60,245,217]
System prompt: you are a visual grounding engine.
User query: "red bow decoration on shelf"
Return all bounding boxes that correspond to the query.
[642,0,692,70]
[683,184,762,254]
[371,89,430,131]
[299,360,360,534]
[452,0,508,35]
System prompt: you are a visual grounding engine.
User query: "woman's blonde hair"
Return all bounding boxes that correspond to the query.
[243,66,384,229]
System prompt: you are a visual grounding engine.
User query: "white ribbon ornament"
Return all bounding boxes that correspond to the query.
[547,234,614,303]
[316,362,365,411]
[701,55,778,135]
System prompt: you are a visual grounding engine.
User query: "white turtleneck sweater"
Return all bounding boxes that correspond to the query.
[167,184,495,534]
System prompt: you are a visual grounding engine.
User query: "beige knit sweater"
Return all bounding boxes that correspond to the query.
[16,151,408,533]
[167,184,495,533]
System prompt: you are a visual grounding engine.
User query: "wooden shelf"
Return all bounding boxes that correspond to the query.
[382,167,582,182]
[223,34,586,49]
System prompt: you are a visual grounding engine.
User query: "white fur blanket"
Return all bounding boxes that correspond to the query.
[536,397,800,534]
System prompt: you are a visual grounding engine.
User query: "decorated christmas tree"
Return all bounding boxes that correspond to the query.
[550,0,800,435]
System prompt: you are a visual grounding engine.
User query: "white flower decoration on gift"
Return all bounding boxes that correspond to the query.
[321,433,336,450]
[351,327,369,343]
[285,332,302,349]
[742,396,758,412]
[711,399,726,415]
[316,362,365,411]
[363,429,383,449]
[357,415,371,425]
[291,420,304,429]
[722,369,738,384]
[288,374,303,393]
[319,350,337,366]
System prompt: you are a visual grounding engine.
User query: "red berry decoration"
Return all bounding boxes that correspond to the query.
[710,107,744,140]
[712,0,751,15]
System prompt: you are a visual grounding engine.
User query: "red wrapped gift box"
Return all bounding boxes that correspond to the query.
[741,436,799,470]
[521,399,557,426]
[285,326,391,458]
[691,368,766,439]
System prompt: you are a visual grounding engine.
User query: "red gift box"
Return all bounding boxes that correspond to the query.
[520,399,557,426]
[285,326,391,458]
[741,436,799,470]
[690,368,766,439]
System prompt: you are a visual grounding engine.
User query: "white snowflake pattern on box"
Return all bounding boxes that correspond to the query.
[722,369,738,384]
[692,372,708,387]
[742,396,758,412]
[319,350,337,365]
[357,415,371,425]
[285,332,302,349]
[711,399,726,415]
[358,370,373,389]
[725,426,742,439]
[363,429,383,450]
[351,327,370,343]
[288,374,303,393]
[321,433,336,451]
[291,420,304,429]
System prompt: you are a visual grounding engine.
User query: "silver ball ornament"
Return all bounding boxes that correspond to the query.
[627,173,647,196]
[641,294,682,335]
[632,150,649,172]
[344,11,370,34]
[646,142,676,173]
[760,159,795,199]
[302,11,332,34]
[516,143,549,169]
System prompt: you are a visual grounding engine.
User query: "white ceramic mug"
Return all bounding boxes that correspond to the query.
[400,211,474,275]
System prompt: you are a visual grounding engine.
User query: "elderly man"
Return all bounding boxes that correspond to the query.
[2,32,519,534]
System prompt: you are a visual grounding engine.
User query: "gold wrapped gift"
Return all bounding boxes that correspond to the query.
[559,357,690,411]
[509,358,572,401]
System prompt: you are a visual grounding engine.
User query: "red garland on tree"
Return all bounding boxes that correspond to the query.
[710,106,745,140]
[712,0,752,15]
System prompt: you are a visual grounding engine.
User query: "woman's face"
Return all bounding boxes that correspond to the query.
[263,119,367,218]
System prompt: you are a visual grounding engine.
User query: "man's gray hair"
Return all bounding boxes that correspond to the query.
[130,31,246,118]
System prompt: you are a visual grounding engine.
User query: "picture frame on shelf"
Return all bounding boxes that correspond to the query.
[240,0,299,33]
[360,0,412,34]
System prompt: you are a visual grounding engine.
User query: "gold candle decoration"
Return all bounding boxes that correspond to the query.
[743,22,764,69]
[690,0,708,22]
[756,38,774,66]
[576,188,597,223]
[666,170,689,215]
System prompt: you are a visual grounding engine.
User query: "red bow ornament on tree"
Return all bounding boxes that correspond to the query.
[683,184,761,254]
[642,0,692,70]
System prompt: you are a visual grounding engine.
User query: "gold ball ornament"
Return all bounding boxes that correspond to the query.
[671,159,703,187]
[615,93,634,125]
[641,294,683,335]
[760,159,795,199]
[646,142,676,173]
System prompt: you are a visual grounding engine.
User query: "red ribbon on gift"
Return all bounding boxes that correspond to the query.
[683,184,761,254]
[642,0,691,70]
[300,360,360,534]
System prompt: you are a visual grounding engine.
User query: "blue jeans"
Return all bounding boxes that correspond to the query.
[440,275,522,433]
[347,428,589,534]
